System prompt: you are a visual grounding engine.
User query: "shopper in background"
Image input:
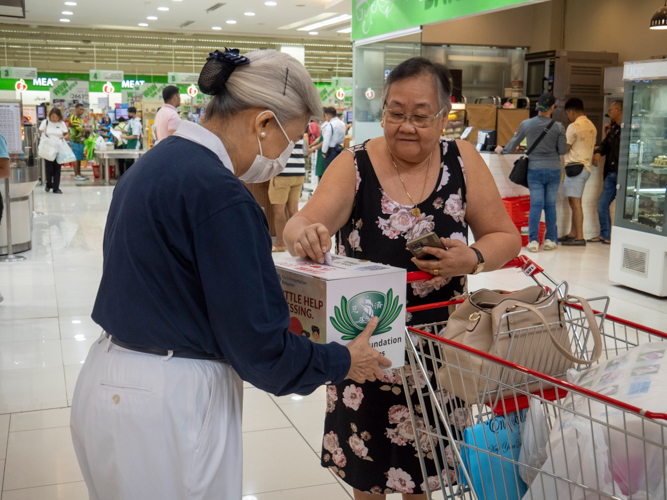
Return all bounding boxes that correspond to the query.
[307,118,320,150]
[306,112,328,182]
[561,98,597,246]
[69,103,88,182]
[71,49,389,500]
[286,57,521,499]
[113,117,128,147]
[589,100,623,244]
[98,115,113,142]
[0,132,9,304]
[118,106,142,176]
[39,108,69,194]
[321,106,346,172]
[496,92,567,253]
[269,133,308,252]
[154,85,181,143]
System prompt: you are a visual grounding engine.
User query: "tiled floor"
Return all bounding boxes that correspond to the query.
[1,175,666,499]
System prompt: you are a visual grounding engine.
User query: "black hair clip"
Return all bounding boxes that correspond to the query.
[283,68,289,96]
[198,48,250,96]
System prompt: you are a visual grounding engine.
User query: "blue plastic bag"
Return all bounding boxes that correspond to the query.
[460,411,528,500]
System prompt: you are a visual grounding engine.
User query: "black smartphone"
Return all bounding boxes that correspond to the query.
[406,232,445,260]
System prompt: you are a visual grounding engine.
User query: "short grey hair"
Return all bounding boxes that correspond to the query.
[205,50,323,124]
[381,57,453,113]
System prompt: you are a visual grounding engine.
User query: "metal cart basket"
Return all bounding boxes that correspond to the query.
[401,255,667,500]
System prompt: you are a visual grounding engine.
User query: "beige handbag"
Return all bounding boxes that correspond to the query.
[437,286,602,405]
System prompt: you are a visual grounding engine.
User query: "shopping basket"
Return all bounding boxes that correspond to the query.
[401,255,667,500]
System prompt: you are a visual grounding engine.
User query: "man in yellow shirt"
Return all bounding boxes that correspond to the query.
[561,98,597,246]
[69,104,89,182]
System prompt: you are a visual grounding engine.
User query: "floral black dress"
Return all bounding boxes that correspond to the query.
[320,139,471,495]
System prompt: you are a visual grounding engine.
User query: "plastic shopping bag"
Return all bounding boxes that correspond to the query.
[38,135,59,161]
[524,415,613,500]
[460,411,528,500]
[94,135,107,151]
[518,399,549,485]
[84,134,97,160]
[56,140,76,165]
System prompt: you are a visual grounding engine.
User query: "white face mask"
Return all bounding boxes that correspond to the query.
[239,111,294,183]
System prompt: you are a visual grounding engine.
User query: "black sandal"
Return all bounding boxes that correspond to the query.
[587,236,604,243]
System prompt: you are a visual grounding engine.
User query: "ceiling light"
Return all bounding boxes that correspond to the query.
[244,11,255,16]
[158,6,169,11]
[309,31,318,35]
[138,23,148,26]
[147,16,158,20]
[64,1,77,4]
[298,14,352,31]
[226,20,236,24]
[60,18,70,22]
[337,26,352,33]
[650,1,667,29]
[212,26,222,30]
[62,10,73,15]
[265,1,277,5]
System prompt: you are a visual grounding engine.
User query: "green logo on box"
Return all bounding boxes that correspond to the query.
[331,289,402,340]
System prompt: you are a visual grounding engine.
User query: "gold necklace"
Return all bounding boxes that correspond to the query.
[391,151,433,217]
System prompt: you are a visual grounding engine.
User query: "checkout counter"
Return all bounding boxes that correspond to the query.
[0,101,39,256]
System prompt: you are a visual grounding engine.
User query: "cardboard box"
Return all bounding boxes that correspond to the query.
[275,255,407,368]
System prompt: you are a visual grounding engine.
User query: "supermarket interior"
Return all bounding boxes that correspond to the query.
[1,0,667,499]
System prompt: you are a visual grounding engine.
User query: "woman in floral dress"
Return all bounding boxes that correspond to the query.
[284,57,521,499]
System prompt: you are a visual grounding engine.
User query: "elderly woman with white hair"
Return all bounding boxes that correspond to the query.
[70,49,389,500]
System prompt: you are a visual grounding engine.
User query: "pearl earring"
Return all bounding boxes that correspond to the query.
[260,132,266,138]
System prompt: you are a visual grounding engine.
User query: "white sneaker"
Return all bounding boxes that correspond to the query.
[74,175,88,181]
[526,240,539,253]
[543,239,557,251]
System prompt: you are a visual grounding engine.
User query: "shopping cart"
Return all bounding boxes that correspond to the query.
[401,255,667,500]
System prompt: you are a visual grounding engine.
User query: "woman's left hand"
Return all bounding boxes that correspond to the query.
[411,237,478,287]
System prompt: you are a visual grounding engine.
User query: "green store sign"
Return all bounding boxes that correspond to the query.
[351,0,542,41]
[0,72,169,93]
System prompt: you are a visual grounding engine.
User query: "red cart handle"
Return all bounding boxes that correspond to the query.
[406,254,542,283]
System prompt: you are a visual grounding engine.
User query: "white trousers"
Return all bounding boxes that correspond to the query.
[71,334,243,500]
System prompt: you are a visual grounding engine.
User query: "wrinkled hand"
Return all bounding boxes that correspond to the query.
[592,153,601,167]
[412,238,478,287]
[494,145,504,155]
[346,317,392,383]
[294,223,331,264]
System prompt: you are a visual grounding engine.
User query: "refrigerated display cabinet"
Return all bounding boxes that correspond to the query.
[610,59,667,296]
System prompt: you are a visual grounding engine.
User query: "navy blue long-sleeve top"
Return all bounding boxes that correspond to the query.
[91,122,351,396]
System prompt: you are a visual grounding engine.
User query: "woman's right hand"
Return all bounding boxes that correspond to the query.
[294,223,331,264]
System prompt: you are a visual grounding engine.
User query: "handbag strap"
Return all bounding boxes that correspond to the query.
[526,119,556,156]
[512,295,603,364]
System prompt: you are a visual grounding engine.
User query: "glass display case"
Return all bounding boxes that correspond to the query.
[610,60,667,297]
[621,80,667,233]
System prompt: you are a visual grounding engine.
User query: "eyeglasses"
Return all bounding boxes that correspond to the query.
[383,107,445,128]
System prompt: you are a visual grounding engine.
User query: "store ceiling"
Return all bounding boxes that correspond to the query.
[0,1,354,81]
[8,0,353,39]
